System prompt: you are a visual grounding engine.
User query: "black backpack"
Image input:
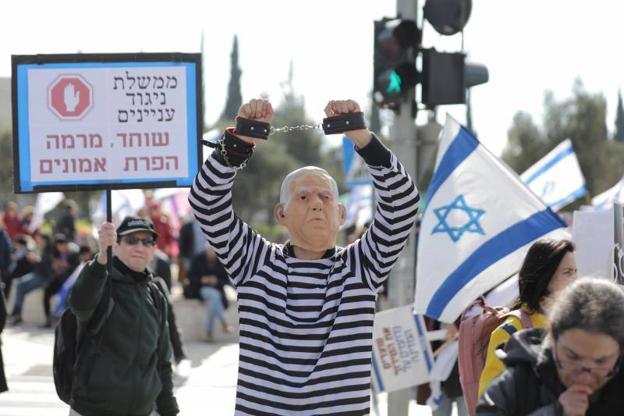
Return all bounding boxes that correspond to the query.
[53,276,115,404]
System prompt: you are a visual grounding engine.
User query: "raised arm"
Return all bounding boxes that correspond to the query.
[69,222,115,322]
[324,100,372,149]
[188,100,273,286]
[336,100,419,291]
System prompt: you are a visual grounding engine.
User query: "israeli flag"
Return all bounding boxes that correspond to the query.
[343,184,373,229]
[91,189,146,226]
[414,116,569,323]
[592,176,624,210]
[30,192,64,233]
[343,136,372,188]
[520,139,587,211]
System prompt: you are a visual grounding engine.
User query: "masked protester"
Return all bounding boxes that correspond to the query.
[189,98,420,415]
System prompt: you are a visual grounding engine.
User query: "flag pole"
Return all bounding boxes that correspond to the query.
[106,188,112,272]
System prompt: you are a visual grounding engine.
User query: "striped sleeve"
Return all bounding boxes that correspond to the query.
[188,150,270,286]
[350,151,420,291]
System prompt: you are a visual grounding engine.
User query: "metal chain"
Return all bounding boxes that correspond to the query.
[269,123,323,136]
[219,140,248,171]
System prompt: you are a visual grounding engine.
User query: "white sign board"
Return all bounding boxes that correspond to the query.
[12,53,202,192]
[371,306,434,393]
[573,208,614,279]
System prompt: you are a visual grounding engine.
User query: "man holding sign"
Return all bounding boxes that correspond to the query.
[189,98,420,415]
[68,217,178,416]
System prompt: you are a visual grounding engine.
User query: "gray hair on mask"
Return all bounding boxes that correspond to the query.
[279,166,339,208]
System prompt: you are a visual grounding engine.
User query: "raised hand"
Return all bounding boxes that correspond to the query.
[96,222,117,265]
[324,99,371,149]
[236,99,273,144]
[323,99,361,118]
[238,98,273,123]
[64,82,80,112]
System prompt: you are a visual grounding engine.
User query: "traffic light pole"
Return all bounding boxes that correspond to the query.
[386,0,419,414]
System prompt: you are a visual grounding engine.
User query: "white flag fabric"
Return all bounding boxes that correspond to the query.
[520,139,587,211]
[414,116,569,323]
[343,184,373,229]
[592,176,624,210]
[30,192,64,233]
[91,189,146,227]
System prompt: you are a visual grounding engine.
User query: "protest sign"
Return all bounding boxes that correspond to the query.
[12,53,202,193]
[371,306,434,393]
[573,208,614,280]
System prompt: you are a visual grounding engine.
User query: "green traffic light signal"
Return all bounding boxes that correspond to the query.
[373,18,421,109]
[387,71,402,94]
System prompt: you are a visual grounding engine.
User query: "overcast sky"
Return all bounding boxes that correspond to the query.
[2,0,623,156]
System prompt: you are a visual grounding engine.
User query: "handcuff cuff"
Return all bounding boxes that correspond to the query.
[201,112,367,170]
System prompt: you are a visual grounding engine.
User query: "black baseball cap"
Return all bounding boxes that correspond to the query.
[116,216,159,240]
[54,233,67,243]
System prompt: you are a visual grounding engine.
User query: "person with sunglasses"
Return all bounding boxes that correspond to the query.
[67,216,179,416]
[477,277,624,416]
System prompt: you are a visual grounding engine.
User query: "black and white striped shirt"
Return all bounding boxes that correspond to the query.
[189,136,419,415]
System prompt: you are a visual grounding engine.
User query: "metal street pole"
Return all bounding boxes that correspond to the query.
[386,0,419,413]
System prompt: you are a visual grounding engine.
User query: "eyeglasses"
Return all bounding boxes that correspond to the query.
[554,345,622,379]
[123,236,156,247]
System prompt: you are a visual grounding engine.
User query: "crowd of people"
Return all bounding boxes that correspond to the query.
[1,200,85,328]
[0,97,622,416]
[0,197,236,340]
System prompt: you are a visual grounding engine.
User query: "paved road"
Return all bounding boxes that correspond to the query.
[0,325,240,416]
[0,324,441,415]
[0,327,67,416]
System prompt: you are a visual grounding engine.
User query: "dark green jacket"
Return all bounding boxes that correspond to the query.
[69,257,178,416]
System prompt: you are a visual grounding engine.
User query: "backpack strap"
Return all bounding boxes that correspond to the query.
[500,323,519,337]
[150,275,171,299]
[500,309,533,335]
[146,278,167,322]
[518,309,533,329]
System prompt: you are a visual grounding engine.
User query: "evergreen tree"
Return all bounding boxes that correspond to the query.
[273,60,324,168]
[221,36,242,121]
[210,59,346,228]
[502,80,624,202]
[615,90,624,143]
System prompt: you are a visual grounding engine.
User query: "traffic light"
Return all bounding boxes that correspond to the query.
[421,49,489,107]
[423,0,472,36]
[373,0,488,110]
[373,18,421,109]
[419,0,488,107]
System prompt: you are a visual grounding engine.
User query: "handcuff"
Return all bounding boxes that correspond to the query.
[200,112,368,170]
[234,111,367,140]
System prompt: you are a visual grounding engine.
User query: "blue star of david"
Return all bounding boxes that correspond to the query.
[432,195,486,242]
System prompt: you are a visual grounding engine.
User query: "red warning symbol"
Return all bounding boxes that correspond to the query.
[48,75,93,120]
